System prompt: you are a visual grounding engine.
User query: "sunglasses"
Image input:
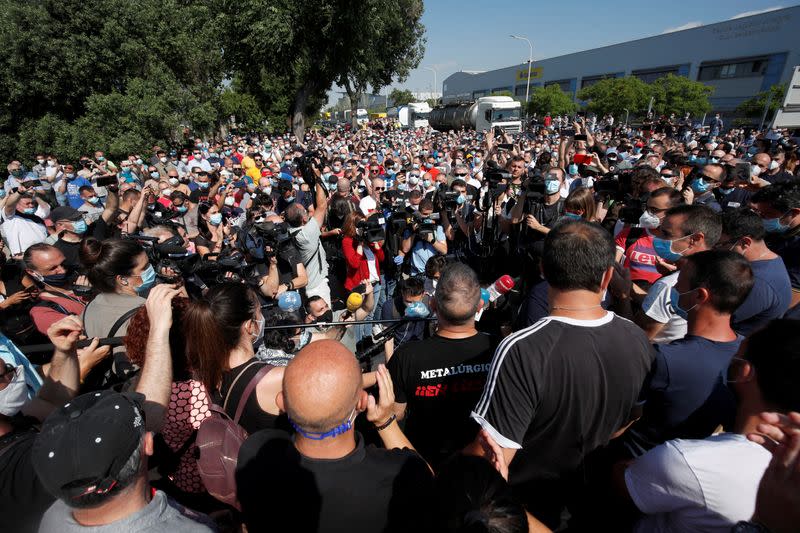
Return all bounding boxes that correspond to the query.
[455,173,468,177]
[374,187,386,191]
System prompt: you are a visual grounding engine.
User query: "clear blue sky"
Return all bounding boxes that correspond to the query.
[328,1,796,105]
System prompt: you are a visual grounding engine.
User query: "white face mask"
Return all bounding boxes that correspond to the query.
[224,196,236,206]
[751,165,762,177]
[638,210,661,229]
[160,157,168,163]
[0,366,30,416]
[769,160,780,171]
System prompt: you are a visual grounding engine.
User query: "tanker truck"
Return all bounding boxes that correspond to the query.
[388,102,431,128]
[429,96,522,132]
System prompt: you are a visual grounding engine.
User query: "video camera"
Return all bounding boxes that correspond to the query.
[244,220,292,259]
[356,213,387,243]
[593,170,633,201]
[293,149,325,187]
[414,211,440,239]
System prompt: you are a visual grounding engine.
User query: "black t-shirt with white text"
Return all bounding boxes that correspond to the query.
[387,333,495,465]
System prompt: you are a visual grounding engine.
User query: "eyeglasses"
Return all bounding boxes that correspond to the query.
[374,187,385,191]
[455,173,468,177]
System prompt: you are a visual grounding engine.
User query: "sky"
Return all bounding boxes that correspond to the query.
[328,1,795,105]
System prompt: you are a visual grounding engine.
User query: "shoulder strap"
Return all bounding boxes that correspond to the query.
[32,299,70,316]
[107,305,143,338]
[222,360,261,412]
[232,364,273,424]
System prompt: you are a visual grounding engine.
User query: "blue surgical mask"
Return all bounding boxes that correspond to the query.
[197,181,210,189]
[563,212,582,220]
[71,219,87,234]
[691,179,708,194]
[718,187,734,196]
[669,287,697,320]
[423,179,431,188]
[545,180,560,195]
[150,171,160,179]
[135,264,156,295]
[456,194,465,205]
[176,205,188,213]
[762,213,789,233]
[568,164,579,176]
[652,234,691,262]
[87,197,100,205]
[209,213,223,226]
[22,207,36,215]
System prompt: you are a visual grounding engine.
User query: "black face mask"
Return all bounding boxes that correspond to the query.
[316,310,333,324]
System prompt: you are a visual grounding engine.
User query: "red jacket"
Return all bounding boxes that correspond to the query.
[342,236,384,290]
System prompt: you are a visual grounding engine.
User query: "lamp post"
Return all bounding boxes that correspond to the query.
[423,66,438,100]
[510,34,534,106]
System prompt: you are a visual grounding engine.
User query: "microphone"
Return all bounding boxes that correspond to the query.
[486,275,515,303]
[278,291,302,312]
[340,291,364,321]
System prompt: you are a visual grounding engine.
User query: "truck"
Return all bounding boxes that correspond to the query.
[343,108,369,125]
[388,102,432,129]
[771,65,800,129]
[429,96,522,133]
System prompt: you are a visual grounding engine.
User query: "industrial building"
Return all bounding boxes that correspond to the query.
[441,5,800,115]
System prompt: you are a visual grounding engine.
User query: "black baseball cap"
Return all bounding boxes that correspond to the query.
[48,206,83,222]
[31,391,146,502]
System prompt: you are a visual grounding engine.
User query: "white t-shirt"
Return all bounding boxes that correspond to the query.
[641,271,687,344]
[0,206,50,255]
[363,247,379,283]
[359,195,377,215]
[292,217,328,290]
[626,433,771,533]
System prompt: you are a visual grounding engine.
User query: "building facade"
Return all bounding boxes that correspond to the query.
[442,6,800,114]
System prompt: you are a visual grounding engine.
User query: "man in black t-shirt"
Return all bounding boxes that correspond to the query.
[387,263,495,467]
[469,220,654,528]
[237,340,433,533]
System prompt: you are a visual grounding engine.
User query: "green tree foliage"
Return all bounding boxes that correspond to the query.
[0,0,225,161]
[650,74,713,117]
[577,77,651,118]
[736,84,787,119]
[527,85,577,116]
[389,89,415,107]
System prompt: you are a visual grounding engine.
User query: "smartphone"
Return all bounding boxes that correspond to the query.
[497,143,515,151]
[562,128,576,137]
[95,175,117,187]
[574,134,588,142]
[573,153,594,165]
[23,179,42,187]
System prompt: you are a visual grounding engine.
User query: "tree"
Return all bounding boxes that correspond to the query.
[736,84,787,120]
[577,77,651,118]
[649,74,713,117]
[0,0,225,161]
[336,0,425,130]
[389,89,415,107]
[527,85,577,117]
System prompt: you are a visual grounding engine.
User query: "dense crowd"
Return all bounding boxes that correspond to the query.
[0,114,799,533]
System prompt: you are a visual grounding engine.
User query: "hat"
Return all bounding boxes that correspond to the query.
[31,391,146,502]
[279,172,294,182]
[48,206,83,222]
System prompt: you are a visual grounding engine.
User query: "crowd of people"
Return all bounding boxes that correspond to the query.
[0,113,799,532]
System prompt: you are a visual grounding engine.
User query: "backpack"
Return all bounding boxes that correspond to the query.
[196,361,272,510]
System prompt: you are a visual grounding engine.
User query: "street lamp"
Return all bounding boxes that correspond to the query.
[423,66,438,100]
[510,34,534,106]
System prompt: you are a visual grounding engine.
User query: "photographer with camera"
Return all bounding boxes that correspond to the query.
[252,215,308,299]
[285,169,331,305]
[400,199,447,277]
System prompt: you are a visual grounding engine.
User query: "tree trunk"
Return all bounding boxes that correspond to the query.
[291,79,315,139]
[343,78,362,130]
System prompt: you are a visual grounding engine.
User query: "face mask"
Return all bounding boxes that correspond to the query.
[197,181,210,189]
[0,189,6,199]
[37,159,45,165]
[0,366,29,417]
[568,164,579,176]
[769,160,780,171]
[262,186,272,195]
[670,287,697,320]
[120,169,132,180]
[751,165,762,177]
[563,212,582,220]
[545,180,560,195]
[710,157,719,164]
[690,179,708,194]
[96,156,105,162]
[47,160,55,167]
[423,179,431,188]
[333,166,341,172]
[224,150,232,156]
[718,187,734,196]
[762,213,790,233]
[361,158,369,165]
[473,157,481,164]
[456,194,466,205]
[161,189,172,197]
[652,234,692,262]
[135,264,156,294]
[176,205,188,213]
[412,163,420,169]
[22,207,36,215]
[135,158,143,165]
[638,210,661,229]
[71,219,87,234]
[160,156,168,163]
[251,316,265,346]
[316,309,334,324]
[224,196,236,207]
[66,173,75,180]
[181,157,189,164]
[150,171,161,179]
[294,329,312,352]
[209,213,223,226]
[11,169,21,177]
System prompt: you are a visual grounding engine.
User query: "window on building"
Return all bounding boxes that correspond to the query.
[473,90,487,99]
[698,58,768,81]
[580,74,619,89]
[514,85,528,97]
[632,67,680,84]
[545,79,573,94]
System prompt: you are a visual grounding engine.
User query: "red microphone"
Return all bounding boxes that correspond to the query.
[486,275,515,303]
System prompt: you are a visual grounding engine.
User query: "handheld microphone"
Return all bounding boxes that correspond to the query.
[404,301,430,318]
[341,291,364,320]
[278,290,302,312]
[486,275,515,303]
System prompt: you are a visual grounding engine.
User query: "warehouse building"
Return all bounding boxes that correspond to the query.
[442,5,800,115]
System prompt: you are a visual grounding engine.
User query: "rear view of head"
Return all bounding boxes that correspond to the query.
[542,220,615,293]
[681,250,754,315]
[434,263,481,326]
[280,340,363,436]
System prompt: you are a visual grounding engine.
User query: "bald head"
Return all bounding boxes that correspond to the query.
[282,340,361,433]
[337,178,350,195]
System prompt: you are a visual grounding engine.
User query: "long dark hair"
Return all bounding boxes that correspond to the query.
[183,282,259,391]
[79,238,144,293]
